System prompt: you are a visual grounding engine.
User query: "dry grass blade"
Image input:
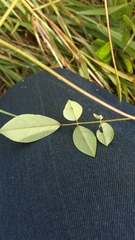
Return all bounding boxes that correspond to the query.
[104,0,122,101]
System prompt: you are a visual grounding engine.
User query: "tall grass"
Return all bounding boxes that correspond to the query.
[0,0,135,103]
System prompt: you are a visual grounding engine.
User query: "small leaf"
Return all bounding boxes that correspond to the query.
[73,126,97,157]
[123,15,135,32]
[95,42,111,64]
[119,51,133,73]
[93,113,103,120]
[0,114,60,143]
[92,39,106,48]
[96,123,114,146]
[63,100,83,121]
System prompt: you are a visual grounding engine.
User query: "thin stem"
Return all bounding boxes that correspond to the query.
[0,109,17,117]
[61,117,131,127]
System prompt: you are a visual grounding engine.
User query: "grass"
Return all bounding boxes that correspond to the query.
[0,0,135,104]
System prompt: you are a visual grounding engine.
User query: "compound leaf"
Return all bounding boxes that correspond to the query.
[96,123,114,146]
[73,126,97,157]
[0,114,60,143]
[63,100,83,121]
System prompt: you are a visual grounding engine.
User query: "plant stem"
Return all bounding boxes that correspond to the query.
[0,109,16,117]
[61,117,131,127]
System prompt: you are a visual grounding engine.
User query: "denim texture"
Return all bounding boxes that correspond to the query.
[0,69,135,239]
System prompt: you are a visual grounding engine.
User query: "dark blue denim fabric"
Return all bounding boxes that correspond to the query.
[0,69,135,240]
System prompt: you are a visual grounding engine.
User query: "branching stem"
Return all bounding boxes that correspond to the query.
[61,117,131,127]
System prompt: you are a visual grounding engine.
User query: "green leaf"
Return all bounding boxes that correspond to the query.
[123,15,135,32]
[95,42,111,64]
[77,3,129,15]
[96,123,114,146]
[63,100,83,121]
[119,51,133,73]
[0,114,60,143]
[92,39,107,48]
[73,126,97,157]
[122,31,131,46]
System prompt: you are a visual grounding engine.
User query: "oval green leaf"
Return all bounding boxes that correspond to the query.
[63,100,83,121]
[96,123,114,146]
[0,114,60,143]
[73,126,97,157]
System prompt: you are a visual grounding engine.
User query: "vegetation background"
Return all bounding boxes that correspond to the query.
[0,0,135,104]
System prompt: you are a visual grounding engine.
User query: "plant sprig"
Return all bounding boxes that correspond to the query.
[0,100,132,157]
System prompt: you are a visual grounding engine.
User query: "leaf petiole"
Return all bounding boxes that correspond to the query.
[0,109,17,117]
